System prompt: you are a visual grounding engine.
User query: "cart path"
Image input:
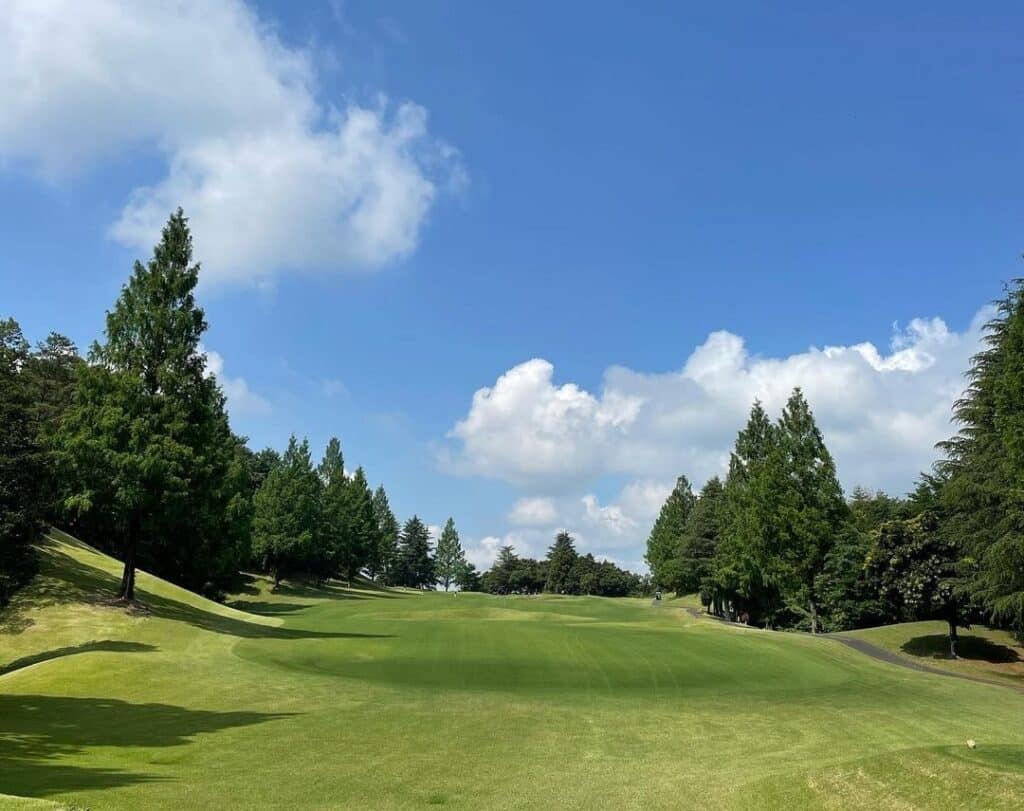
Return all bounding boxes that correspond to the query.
[680,606,1024,693]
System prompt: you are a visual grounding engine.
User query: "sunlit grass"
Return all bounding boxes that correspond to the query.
[2,533,1024,809]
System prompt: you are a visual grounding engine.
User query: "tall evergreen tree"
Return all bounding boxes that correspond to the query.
[337,467,378,584]
[645,475,696,590]
[434,517,467,591]
[371,485,400,583]
[316,437,347,583]
[711,400,783,624]
[59,210,241,600]
[0,319,46,604]
[776,388,849,632]
[545,531,579,594]
[396,516,434,589]
[939,280,1024,638]
[252,436,320,586]
[676,476,726,596]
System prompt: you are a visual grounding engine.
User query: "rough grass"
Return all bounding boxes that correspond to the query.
[2,533,1024,809]
[840,621,1024,687]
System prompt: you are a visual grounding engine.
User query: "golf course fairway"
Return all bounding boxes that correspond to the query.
[2,531,1024,810]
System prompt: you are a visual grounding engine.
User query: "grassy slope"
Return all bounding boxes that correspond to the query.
[1,534,1024,809]
[840,621,1024,687]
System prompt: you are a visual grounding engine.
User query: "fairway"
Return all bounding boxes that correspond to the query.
[3,533,1024,810]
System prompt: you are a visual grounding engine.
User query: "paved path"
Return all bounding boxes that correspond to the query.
[681,606,1023,693]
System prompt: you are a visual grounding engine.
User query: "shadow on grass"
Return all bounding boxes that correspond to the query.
[0,694,294,798]
[224,599,310,616]
[8,539,393,642]
[0,640,156,677]
[902,634,1022,663]
[270,578,399,601]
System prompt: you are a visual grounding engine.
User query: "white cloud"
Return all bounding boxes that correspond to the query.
[204,348,271,417]
[444,310,990,496]
[508,497,558,526]
[0,0,462,285]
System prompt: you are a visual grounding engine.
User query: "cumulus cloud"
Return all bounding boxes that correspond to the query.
[444,311,990,496]
[204,348,272,417]
[0,0,462,285]
[508,497,558,526]
[447,311,994,573]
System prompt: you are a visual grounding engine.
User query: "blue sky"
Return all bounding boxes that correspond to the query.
[1,1,1021,571]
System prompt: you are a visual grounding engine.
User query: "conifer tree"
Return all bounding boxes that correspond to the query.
[371,485,400,583]
[434,517,467,591]
[645,475,696,590]
[775,388,848,632]
[59,210,242,600]
[396,515,434,589]
[337,467,378,585]
[939,280,1024,638]
[676,476,726,596]
[252,435,320,586]
[545,531,579,594]
[0,319,45,603]
[316,437,347,583]
[711,400,783,623]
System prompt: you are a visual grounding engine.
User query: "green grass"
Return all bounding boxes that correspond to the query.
[840,620,1024,687]
[3,532,1024,809]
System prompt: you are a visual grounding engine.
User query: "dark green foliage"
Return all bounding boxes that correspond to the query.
[337,467,379,584]
[394,516,434,589]
[544,531,578,594]
[454,560,481,591]
[480,534,642,597]
[315,438,346,583]
[937,281,1024,638]
[866,511,971,657]
[775,389,849,632]
[0,319,46,603]
[645,475,696,589]
[434,517,467,591]
[815,523,888,631]
[709,401,785,624]
[58,210,246,600]
[674,476,726,596]
[371,485,400,583]
[481,546,545,594]
[252,436,320,586]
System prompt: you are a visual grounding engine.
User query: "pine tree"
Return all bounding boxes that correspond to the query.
[677,476,726,596]
[0,319,46,604]
[396,516,434,589]
[645,475,696,590]
[939,280,1024,638]
[775,388,849,633]
[59,210,242,600]
[544,531,579,594]
[371,485,400,583]
[316,437,347,583]
[252,436,320,586]
[434,517,467,591]
[337,467,378,585]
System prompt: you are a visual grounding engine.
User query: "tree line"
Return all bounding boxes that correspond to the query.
[480,531,647,597]
[646,283,1024,655]
[0,210,476,605]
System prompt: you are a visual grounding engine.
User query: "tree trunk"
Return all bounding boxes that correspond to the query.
[948,604,959,659]
[118,511,140,601]
[809,598,819,634]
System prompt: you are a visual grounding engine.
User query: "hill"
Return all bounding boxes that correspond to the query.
[2,532,1024,809]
